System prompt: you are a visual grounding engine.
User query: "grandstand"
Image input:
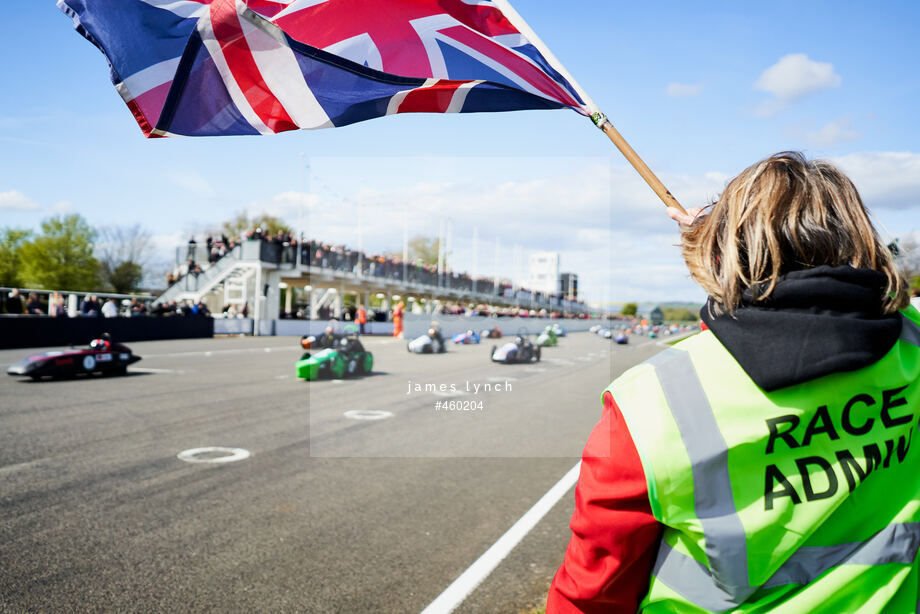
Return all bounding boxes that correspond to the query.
[155,238,588,333]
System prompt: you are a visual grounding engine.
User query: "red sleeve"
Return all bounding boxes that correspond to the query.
[546,391,662,613]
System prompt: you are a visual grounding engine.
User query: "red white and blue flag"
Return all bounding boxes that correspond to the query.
[58,0,590,138]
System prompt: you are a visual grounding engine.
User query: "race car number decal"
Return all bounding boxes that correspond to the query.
[82,355,96,370]
[96,353,113,362]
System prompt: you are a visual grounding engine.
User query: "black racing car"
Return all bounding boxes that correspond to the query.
[7,336,142,381]
[490,334,541,363]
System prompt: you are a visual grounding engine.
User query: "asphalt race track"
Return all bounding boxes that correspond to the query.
[0,331,669,613]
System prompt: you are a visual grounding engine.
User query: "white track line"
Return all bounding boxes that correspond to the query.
[143,346,299,358]
[419,461,581,614]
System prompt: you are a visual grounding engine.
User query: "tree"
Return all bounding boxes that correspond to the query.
[107,261,144,294]
[19,214,101,291]
[621,302,638,316]
[387,235,439,265]
[896,236,920,291]
[222,211,292,239]
[0,228,32,287]
[97,224,153,293]
[662,307,699,322]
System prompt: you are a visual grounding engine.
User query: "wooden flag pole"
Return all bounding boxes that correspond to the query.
[591,111,687,214]
[490,0,687,215]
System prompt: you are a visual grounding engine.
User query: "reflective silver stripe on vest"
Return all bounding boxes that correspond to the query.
[647,345,920,611]
[647,349,754,604]
[652,541,740,613]
[902,314,920,348]
[763,522,920,588]
[654,523,920,611]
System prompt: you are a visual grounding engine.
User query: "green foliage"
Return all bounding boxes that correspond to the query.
[222,211,292,238]
[385,235,439,266]
[106,261,144,294]
[97,224,152,292]
[620,302,638,316]
[0,228,32,287]
[408,236,439,265]
[897,237,920,290]
[661,307,699,322]
[18,214,101,291]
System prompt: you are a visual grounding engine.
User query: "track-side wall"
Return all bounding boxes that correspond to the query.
[230,315,594,339]
[0,316,214,350]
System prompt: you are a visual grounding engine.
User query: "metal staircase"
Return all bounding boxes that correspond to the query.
[153,245,257,306]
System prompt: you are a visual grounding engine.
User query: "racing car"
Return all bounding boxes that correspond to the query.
[535,325,559,347]
[550,323,567,337]
[296,325,373,380]
[452,330,481,344]
[309,325,342,349]
[480,325,503,339]
[408,324,446,354]
[7,335,141,381]
[491,334,541,364]
[614,332,629,344]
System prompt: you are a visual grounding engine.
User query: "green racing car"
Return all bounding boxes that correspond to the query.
[535,325,559,347]
[296,325,374,380]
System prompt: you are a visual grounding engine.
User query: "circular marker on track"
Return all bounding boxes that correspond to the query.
[344,410,393,421]
[177,447,251,464]
[431,389,468,397]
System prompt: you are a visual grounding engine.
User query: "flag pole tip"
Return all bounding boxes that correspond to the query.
[591,111,610,130]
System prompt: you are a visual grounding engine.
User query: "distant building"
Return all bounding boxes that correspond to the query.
[650,306,664,325]
[559,272,578,299]
[527,252,560,295]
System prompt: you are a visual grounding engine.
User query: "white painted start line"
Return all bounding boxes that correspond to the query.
[177,447,251,464]
[419,461,581,614]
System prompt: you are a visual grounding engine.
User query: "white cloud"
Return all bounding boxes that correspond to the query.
[247,191,324,226]
[665,82,703,98]
[806,116,861,147]
[0,190,39,211]
[49,200,73,214]
[830,151,920,210]
[754,54,841,116]
[228,161,730,303]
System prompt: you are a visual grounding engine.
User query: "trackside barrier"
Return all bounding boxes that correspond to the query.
[0,316,213,350]
[213,318,254,335]
[401,315,594,339]
[256,315,593,340]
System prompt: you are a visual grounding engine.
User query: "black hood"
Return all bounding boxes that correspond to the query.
[701,266,902,392]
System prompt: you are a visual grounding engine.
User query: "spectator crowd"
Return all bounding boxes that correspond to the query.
[1,288,213,320]
[172,228,584,311]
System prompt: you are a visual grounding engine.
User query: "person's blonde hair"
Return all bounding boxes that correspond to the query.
[681,151,908,314]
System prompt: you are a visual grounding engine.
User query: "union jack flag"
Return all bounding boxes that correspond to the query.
[58,0,590,138]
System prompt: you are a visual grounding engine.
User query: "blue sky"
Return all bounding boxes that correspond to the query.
[1,1,918,304]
